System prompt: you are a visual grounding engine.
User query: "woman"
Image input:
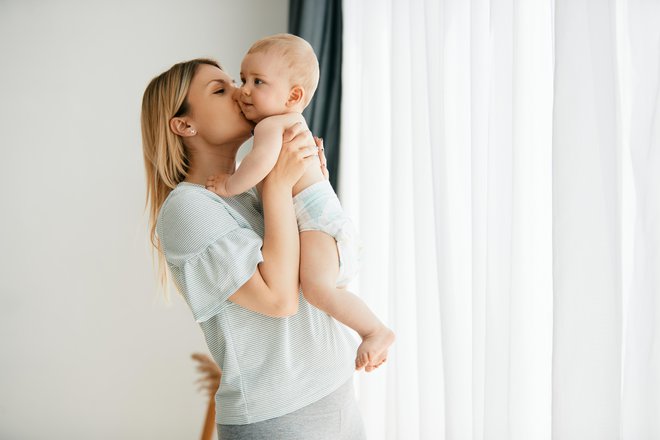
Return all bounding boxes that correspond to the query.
[141,59,366,439]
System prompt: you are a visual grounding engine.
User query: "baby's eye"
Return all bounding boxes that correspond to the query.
[254,78,263,85]
[240,78,246,85]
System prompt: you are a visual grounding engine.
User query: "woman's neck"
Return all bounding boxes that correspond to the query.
[183,142,242,186]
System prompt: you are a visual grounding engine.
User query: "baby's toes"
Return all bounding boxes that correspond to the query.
[355,353,366,370]
[365,352,388,373]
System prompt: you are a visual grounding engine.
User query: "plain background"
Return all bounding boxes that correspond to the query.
[0,0,288,438]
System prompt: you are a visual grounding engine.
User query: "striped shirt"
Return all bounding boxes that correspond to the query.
[156,182,358,425]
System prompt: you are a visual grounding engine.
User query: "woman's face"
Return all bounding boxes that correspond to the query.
[185,64,254,146]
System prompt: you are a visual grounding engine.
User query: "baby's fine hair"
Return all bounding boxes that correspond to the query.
[248,33,320,107]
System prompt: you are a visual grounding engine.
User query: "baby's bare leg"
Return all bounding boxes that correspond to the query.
[300,231,395,372]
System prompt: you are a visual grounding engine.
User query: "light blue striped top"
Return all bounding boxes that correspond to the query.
[156,182,358,425]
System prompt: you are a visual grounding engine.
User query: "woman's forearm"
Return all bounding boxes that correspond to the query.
[258,179,300,312]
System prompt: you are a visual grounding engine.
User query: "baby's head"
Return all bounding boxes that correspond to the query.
[238,33,319,123]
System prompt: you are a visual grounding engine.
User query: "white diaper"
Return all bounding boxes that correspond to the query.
[292,180,360,287]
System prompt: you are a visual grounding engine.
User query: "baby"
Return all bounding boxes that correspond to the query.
[206,33,394,372]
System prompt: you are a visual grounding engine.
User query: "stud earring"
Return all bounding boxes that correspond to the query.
[190,129,197,135]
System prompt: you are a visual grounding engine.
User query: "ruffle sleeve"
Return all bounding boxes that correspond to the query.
[169,228,264,322]
[157,187,264,322]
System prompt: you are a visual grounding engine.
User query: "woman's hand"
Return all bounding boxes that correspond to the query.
[315,136,329,180]
[265,122,318,189]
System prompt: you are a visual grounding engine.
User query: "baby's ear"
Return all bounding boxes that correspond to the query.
[286,85,305,107]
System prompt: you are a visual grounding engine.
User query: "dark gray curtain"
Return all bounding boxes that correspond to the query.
[289,0,342,190]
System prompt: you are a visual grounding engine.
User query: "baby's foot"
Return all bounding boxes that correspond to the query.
[355,325,396,372]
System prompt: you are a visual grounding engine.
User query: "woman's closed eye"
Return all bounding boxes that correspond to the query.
[214,88,225,94]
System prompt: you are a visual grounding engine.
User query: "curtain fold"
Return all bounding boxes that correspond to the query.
[552,1,622,438]
[288,0,342,189]
[341,0,658,439]
[621,0,660,438]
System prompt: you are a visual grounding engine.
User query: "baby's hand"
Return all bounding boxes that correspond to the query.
[206,174,233,197]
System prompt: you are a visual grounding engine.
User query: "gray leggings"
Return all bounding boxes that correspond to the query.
[217,379,366,440]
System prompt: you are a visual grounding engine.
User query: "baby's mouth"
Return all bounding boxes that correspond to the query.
[238,103,257,124]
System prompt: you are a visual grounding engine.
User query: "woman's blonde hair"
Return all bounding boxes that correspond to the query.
[140,58,220,299]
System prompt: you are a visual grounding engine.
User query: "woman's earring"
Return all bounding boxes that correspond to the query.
[190,128,197,135]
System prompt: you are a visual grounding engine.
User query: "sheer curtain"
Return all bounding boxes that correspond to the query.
[339,0,659,439]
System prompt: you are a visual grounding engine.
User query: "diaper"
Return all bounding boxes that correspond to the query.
[292,180,360,287]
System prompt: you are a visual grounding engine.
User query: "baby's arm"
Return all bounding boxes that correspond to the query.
[211,113,308,197]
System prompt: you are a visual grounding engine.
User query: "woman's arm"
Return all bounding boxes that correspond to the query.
[227,123,317,317]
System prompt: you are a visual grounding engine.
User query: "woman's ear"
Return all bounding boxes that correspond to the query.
[170,117,197,137]
[286,86,305,108]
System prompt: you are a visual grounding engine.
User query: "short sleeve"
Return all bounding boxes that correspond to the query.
[157,188,264,322]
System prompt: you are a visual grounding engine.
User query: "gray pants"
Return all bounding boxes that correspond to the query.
[217,379,366,440]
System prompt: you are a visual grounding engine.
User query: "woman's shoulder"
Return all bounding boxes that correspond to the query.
[159,183,228,224]
[162,181,216,207]
[160,183,260,222]
[157,183,242,258]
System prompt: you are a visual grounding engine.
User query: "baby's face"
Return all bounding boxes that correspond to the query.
[238,51,292,123]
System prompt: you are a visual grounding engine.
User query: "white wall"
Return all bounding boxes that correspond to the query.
[0,1,288,438]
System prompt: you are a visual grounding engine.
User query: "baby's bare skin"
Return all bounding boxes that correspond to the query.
[355,325,396,372]
[208,41,396,374]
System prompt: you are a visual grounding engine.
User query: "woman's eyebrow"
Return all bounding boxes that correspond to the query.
[206,79,226,87]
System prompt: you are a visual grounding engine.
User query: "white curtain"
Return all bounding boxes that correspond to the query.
[339,0,660,439]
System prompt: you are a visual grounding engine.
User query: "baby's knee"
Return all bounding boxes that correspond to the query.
[300,277,335,310]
